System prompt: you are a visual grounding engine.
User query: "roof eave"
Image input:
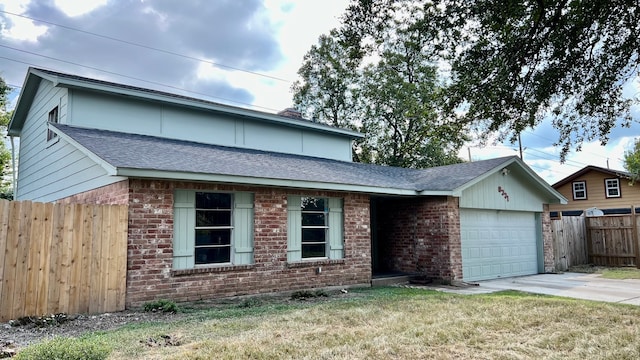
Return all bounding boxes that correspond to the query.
[450,157,568,205]
[7,68,45,136]
[34,69,363,139]
[116,168,419,195]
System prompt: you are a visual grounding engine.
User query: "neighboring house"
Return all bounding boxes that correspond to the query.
[8,68,566,307]
[550,166,635,217]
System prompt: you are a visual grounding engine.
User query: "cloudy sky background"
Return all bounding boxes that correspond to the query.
[1,0,638,185]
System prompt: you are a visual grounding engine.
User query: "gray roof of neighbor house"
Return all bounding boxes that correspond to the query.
[8,67,362,139]
[53,124,563,200]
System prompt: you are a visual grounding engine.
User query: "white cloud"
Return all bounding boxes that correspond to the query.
[54,0,107,17]
[1,0,47,41]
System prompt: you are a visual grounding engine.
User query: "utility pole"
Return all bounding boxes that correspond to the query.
[518,133,523,160]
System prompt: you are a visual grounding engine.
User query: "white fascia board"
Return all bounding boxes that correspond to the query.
[46,75,363,139]
[51,126,118,175]
[116,168,419,196]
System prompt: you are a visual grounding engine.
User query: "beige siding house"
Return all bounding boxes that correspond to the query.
[550,166,637,217]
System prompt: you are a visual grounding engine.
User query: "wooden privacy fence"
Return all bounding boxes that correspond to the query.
[552,216,588,271]
[0,200,128,322]
[586,212,640,268]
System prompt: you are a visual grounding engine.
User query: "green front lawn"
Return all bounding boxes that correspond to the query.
[19,287,640,359]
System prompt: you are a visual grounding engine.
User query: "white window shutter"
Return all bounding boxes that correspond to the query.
[173,190,195,269]
[328,197,344,259]
[233,192,254,265]
[287,195,302,262]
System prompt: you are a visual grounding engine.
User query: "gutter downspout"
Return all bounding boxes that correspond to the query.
[10,136,16,199]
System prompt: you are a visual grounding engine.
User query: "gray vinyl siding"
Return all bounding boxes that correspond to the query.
[68,91,353,161]
[15,80,125,201]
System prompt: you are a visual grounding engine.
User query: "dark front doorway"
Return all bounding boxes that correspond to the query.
[371,196,418,277]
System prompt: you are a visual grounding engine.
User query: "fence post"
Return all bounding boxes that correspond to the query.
[585,215,593,264]
[633,206,640,269]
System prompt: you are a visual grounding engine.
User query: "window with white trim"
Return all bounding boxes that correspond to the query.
[605,178,621,198]
[47,106,59,141]
[287,196,343,261]
[572,181,587,200]
[173,190,254,269]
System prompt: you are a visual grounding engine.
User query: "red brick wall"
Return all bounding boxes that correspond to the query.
[124,179,371,307]
[57,180,130,205]
[375,196,462,282]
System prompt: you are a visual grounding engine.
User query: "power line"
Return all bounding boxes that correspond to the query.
[0,50,282,113]
[0,9,292,83]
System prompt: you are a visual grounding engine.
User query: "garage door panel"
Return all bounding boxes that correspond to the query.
[461,209,538,282]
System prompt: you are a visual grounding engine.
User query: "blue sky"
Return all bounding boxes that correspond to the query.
[1,0,638,185]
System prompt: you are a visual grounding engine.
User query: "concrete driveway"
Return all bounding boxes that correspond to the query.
[433,272,640,305]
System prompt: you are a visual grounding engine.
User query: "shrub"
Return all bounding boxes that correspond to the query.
[143,299,178,313]
[15,337,110,360]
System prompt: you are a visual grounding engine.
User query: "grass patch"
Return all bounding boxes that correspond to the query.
[15,337,110,360]
[17,287,640,359]
[569,265,640,279]
[601,268,640,280]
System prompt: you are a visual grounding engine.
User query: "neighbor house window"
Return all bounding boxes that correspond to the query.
[173,190,254,270]
[572,181,587,200]
[287,195,343,262]
[605,178,621,198]
[47,106,59,141]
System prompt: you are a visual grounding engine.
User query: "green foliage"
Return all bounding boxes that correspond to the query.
[143,299,178,313]
[0,77,14,196]
[293,17,465,168]
[624,138,640,184]
[14,337,110,360]
[338,0,640,161]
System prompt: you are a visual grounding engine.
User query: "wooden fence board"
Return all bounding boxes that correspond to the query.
[585,213,640,267]
[0,200,10,317]
[13,201,32,320]
[36,202,53,316]
[0,201,128,322]
[552,216,587,271]
[24,202,45,316]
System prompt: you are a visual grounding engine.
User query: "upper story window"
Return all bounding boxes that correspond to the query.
[605,178,621,198]
[47,106,59,141]
[572,181,587,200]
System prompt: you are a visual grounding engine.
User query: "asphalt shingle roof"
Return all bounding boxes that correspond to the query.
[54,124,516,193]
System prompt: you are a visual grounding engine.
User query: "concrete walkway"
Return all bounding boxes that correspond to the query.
[430,272,640,305]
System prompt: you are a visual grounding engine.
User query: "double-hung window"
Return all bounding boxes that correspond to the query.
[47,106,59,141]
[605,178,621,198]
[195,193,233,264]
[173,190,254,269]
[572,181,587,200]
[287,196,343,261]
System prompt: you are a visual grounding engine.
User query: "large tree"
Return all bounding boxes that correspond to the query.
[340,0,640,160]
[624,139,640,184]
[293,9,465,168]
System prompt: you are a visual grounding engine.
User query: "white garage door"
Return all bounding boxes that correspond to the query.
[461,209,539,282]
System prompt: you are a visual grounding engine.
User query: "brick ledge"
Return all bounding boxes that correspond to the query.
[287,259,346,268]
[171,264,255,276]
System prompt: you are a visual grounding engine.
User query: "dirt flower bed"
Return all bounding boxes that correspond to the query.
[0,289,358,356]
[0,309,187,353]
